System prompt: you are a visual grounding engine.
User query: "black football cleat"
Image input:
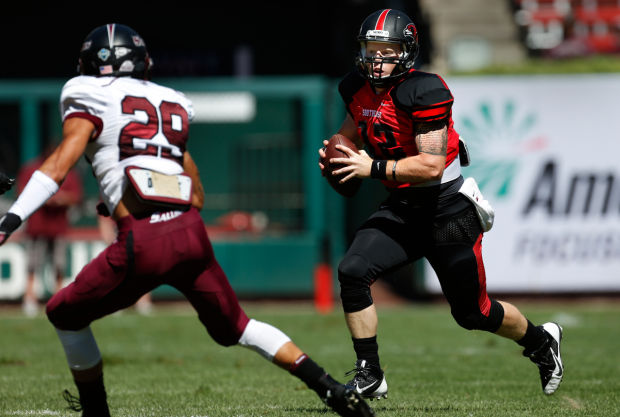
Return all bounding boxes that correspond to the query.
[345,360,388,400]
[523,322,564,395]
[63,389,111,417]
[324,383,375,417]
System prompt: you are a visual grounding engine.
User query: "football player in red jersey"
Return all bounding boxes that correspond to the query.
[319,9,564,399]
[0,23,374,417]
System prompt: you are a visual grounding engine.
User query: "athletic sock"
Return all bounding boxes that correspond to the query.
[352,336,381,372]
[289,354,335,398]
[517,320,548,352]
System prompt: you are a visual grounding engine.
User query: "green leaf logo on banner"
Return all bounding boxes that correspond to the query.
[458,100,538,199]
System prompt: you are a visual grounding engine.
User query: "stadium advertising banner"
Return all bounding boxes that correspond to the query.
[0,240,107,300]
[424,74,620,293]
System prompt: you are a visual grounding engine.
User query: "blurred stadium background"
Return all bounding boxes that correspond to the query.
[1,0,620,306]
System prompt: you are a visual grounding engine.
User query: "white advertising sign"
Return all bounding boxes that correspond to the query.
[425,74,620,293]
[0,240,106,300]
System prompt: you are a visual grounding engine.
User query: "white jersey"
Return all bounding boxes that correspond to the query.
[60,75,194,213]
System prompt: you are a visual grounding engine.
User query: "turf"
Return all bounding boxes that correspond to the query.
[0,299,618,416]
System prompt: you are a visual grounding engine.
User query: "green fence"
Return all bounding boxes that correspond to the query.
[0,76,350,298]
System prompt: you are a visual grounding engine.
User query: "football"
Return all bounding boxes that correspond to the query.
[321,134,362,197]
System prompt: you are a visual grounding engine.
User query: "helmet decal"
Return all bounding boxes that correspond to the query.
[97,48,111,61]
[99,65,113,75]
[404,23,417,41]
[79,23,150,79]
[366,29,389,37]
[118,61,135,72]
[132,35,145,47]
[106,24,116,48]
[374,9,390,30]
[114,47,131,59]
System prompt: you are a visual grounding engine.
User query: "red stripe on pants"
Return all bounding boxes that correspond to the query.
[473,233,491,316]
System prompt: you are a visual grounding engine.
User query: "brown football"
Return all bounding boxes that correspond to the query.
[321,134,362,197]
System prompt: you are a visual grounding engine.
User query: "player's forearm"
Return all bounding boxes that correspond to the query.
[386,154,445,183]
[7,170,59,220]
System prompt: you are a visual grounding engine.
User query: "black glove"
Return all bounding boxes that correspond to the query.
[96,201,111,217]
[0,213,22,245]
[0,172,15,195]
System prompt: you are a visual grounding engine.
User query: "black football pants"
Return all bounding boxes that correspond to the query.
[338,182,504,332]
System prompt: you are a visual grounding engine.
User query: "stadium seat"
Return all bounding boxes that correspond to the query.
[513,0,620,54]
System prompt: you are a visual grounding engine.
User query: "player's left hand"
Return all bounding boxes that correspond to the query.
[317,139,329,177]
[0,213,22,245]
[330,144,373,182]
[0,172,15,195]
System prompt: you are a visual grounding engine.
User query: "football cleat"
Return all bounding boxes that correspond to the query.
[345,360,388,400]
[523,322,564,395]
[63,389,111,417]
[324,383,376,417]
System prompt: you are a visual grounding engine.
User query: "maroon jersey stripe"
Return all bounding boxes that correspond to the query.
[65,112,103,141]
[375,9,390,30]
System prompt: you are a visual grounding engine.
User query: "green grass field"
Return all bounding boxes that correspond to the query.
[1,299,619,417]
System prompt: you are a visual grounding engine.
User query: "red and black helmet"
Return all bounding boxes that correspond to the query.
[356,9,420,87]
[78,23,152,79]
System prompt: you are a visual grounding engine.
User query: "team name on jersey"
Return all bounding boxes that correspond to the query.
[362,108,382,118]
[150,210,183,224]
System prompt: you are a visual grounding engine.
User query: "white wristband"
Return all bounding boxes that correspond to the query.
[9,170,59,220]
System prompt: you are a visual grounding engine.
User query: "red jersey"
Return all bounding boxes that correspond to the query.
[338,69,461,189]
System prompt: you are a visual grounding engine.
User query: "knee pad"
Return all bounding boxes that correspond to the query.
[452,299,504,332]
[238,319,291,361]
[338,254,374,313]
[55,327,102,371]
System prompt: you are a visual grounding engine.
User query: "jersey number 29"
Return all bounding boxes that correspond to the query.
[119,96,189,163]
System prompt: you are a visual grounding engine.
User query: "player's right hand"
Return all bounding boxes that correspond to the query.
[0,172,15,195]
[0,213,22,245]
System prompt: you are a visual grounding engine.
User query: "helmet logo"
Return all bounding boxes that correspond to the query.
[366,29,389,37]
[119,61,135,73]
[132,36,145,47]
[97,48,111,62]
[115,47,131,59]
[81,41,92,52]
[404,23,417,40]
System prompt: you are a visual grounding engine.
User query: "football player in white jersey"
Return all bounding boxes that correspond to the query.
[0,23,374,417]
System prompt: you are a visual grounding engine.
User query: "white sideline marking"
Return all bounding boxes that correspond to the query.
[5,411,61,415]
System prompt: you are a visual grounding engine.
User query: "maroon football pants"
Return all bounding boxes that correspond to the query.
[46,208,249,346]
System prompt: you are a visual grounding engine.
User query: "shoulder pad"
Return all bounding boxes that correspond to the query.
[338,70,366,105]
[173,88,195,122]
[60,76,109,120]
[393,72,454,122]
